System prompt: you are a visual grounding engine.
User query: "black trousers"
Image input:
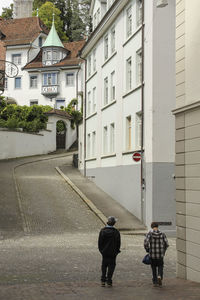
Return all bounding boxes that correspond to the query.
[101,256,116,283]
[151,258,164,284]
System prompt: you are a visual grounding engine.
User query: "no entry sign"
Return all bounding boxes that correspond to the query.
[132,152,141,162]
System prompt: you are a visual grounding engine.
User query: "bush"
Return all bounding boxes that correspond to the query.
[0,103,52,132]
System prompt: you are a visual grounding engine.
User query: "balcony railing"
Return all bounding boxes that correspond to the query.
[41,85,59,96]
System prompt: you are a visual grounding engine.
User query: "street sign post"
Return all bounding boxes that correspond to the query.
[132,152,141,162]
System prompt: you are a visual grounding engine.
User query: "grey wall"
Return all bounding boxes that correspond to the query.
[86,162,176,233]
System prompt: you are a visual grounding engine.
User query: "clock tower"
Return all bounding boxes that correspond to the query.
[13,0,33,19]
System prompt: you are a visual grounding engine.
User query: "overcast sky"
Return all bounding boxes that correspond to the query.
[0,0,13,15]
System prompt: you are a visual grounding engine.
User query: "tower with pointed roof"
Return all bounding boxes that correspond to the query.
[42,15,68,66]
[13,0,33,19]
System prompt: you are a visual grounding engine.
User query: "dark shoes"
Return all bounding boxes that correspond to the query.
[101,281,112,287]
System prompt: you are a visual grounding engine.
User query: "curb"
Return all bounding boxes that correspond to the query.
[55,167,107,226]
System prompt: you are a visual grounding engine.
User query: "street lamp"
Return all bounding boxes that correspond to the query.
[157,0,168,8]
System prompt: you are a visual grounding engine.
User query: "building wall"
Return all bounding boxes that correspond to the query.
[79,0,176,230]
[0,115,76,160]
[175,0,200,283]
[4,36,81,108]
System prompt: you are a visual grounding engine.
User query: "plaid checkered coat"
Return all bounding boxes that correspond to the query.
[144,230,169,259]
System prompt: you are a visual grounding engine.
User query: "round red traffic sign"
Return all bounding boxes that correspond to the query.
[132,152,141,162]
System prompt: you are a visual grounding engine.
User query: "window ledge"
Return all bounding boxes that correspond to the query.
[122,149,141,156]
[123,26,142,47]
[101,100,116,111]
[85,157,97,162]
[86,71,97,83]
[123,84,142,99]
[101,153,116,159]
[86,111,97,120]
[102,51,117,68]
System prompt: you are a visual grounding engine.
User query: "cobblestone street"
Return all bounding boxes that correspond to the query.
[0,154,199,299]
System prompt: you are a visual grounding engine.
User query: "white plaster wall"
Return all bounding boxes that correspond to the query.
[0,116,76,160]
[0,129,54,159]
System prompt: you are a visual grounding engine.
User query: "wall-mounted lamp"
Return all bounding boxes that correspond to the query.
[157,0,168,8]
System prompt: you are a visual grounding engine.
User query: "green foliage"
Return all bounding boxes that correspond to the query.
[56,120,66,133]
[0,103,52,133]
[65,98,82,129]
[0,4,13,19]
[32,1,68,42]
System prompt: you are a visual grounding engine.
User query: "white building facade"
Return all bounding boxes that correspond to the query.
[173,0,200,283]
[79,0,176,232]
[0,17,84,110]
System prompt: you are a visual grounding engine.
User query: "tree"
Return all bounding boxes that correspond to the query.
[33,0,47,10]
[71,0,85,41]
[0,4,13,19]
[79,0,92,36]
[33,2,68,41]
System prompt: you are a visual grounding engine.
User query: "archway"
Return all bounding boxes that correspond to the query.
[56,120,66,149]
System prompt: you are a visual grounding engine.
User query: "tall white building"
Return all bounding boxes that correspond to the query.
[79,0,176,232]
[13,0,34,19]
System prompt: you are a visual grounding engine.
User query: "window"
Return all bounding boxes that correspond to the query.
[111,26,115,53]
[66,73,74,86]
[88,91,91,115]
[47,51,52,60]
[136,0,142,27]
[43,73,57,85]
[104,77,108,105]
[53,50,58,60]
[88,55,91,77]
[104,34,108,60]
[93,49,96,72]
[93,87,96,112]
[30,100,38,106]
[126,57,132,91]
[87,133,91,158]
[4,78,7,89]
[111,71,115,101]
[126,116,132,150]
[136,112,142,149]
[92,131,96,157]
[136,49,142,85]
[56,99,65,109]
[103,126,108,154]
[39,36,43,47]
[15,77,21,89]
[30,75,37,88]
[126,6,132,38]
[12,54,21,65]
[110,123,115,153]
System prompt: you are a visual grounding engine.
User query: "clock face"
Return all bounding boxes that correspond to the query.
[5,61,19,78]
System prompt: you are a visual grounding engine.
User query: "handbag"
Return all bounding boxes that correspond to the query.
[142,254,151,265]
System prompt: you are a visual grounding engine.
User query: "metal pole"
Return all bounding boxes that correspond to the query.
[80,56,87,177]
[140,0,145,223]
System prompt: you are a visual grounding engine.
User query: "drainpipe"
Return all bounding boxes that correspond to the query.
[79,56,87,177]
[140,0,145,223]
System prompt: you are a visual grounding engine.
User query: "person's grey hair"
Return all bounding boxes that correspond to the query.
[107,216,117,226]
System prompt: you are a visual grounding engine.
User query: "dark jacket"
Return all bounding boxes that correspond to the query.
[144,230,169,259]
[98,226,121,257]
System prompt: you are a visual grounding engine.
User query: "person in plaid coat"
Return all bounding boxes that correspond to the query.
[144,222,169,286]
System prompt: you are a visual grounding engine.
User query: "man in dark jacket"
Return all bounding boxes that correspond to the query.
[144,222,169,286]
[98,216,121,287]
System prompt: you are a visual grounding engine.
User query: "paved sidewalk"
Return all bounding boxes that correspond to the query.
[59,164,146,232]
[0,278,200,300]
